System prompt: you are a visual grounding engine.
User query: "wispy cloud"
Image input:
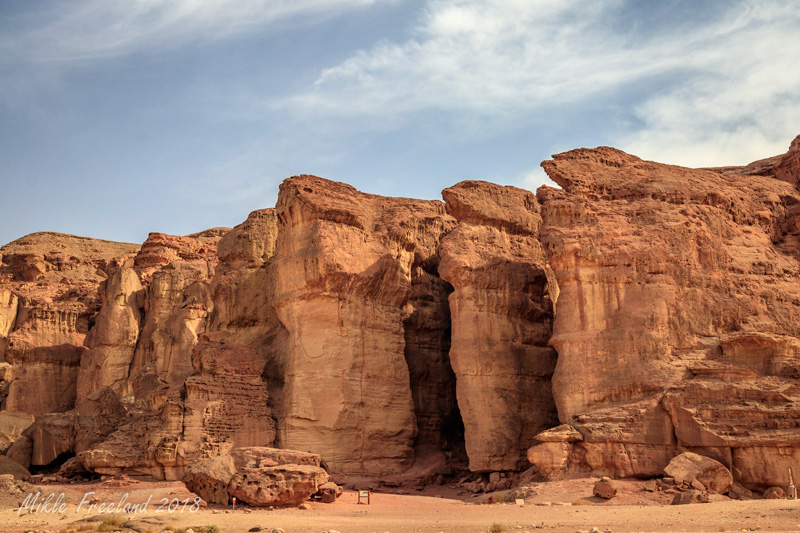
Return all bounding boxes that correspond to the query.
[620,5,800,166]
[279,0,800,167]
[1,0,382,63]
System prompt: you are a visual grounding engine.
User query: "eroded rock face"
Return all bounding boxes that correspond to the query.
[183,341,275,450]
[76,268,143,399]
[0,289,17,359]
[74,387,126,454]
[4,135,800,489]
[0,233,139,415]
[538,136,800,484]
[272,176,455,476]
[129,232,220,393]
[440,181,558,472]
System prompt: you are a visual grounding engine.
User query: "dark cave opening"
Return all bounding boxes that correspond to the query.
[403,274,468,471]
[29,451,75,475]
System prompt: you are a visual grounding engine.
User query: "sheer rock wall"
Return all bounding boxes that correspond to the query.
[1,135,799,489]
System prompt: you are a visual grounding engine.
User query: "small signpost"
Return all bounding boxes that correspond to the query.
[232,496,237,511]
[357,489,371,505]
[788,468,797,500]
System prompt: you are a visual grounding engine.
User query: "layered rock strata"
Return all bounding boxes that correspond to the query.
[0,135,799,491]
[0,233,139,415]
[537,135,800,486]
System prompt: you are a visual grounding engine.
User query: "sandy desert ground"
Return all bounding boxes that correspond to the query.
[2,477,799,533]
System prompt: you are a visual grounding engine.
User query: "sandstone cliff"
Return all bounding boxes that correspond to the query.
[1,135,799,492]
[533,134,800,486]
[439,181,558,472]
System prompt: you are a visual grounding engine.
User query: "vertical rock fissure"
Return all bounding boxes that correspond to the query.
[402,271,467,471]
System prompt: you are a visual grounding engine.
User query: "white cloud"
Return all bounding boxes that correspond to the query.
[517,166,552,193]
[1,0,381,63]
[280,0,800,166]
[620,7,800,167]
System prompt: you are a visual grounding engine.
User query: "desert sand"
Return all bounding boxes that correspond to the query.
[2,477,798,533]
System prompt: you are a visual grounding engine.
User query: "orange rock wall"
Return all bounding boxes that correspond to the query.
[1,135,800,488]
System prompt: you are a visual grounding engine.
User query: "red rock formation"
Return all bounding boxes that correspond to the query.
[439,181,558,472]
[2,135,800,491]
[128,232,222,394]
[0,233,139,415]
[76,268,143,399]
[185,447,328,507]
[272,175,455,476]
[538,137,800,484]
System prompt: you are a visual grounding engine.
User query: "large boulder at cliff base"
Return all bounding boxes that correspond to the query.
[227,463,329,507]
[664,452,733,494]
[183,455,237,505]
[183,447,330,507]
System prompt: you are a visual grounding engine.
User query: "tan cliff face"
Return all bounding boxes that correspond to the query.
[534,134,800,484]
[0,233,139,416]
[272,175,454,476]
[439,181,558,472]
[0,135,799,490]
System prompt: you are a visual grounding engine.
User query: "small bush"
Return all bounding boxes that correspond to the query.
[196,526,221,533]
[97,515,128,531]
[492,491,508,504]
[488,523,507,533]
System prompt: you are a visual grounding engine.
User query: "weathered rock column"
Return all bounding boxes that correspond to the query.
[76,267,143,399]
[439,181,559,472]
[272,175,453,476]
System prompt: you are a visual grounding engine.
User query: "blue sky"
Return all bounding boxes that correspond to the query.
[1,0,799,246]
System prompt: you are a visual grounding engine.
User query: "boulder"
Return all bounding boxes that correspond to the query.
[184,455,237,505]
[58,456,90,479]
[0,412,34,454]
[763,486,786,499]
[227,463,329,507]
[593,477,617,499]
[25,412,76,466]
[5,435,32,469]
[0,455,30,480]
[663,452,732,494]
[671,489,709,505]
[183,447,329,507]
[230,447,321,470]
[527,442,571,480]
[316,481,343,503]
